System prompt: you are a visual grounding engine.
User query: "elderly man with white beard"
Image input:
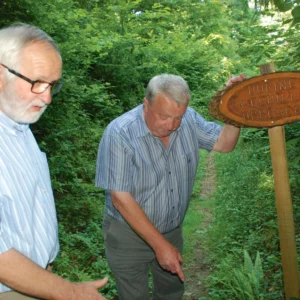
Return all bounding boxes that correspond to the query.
[0,23,108,300]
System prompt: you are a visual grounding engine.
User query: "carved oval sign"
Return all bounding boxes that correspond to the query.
[219,72,300,127]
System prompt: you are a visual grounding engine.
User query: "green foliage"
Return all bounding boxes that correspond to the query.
[53,185,118,298]
[54,221,118,299]
[1,0,300,298]
[210,251,265,300]
[0,0,36,26]
[229,251,265,299]
[271,0,300,26]
[273,0,293,12]
[204,128,300,298]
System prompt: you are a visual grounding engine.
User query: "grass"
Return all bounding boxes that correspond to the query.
[183,150,208,256]
[182,150,216,299]
[183,198,214,261]
[183,149,214,261]
[204,138,288,299]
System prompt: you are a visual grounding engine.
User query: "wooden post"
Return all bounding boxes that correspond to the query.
[210,63,300,298]
[261,63,300,299]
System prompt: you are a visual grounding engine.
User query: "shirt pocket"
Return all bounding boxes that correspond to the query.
[176,150,199,182]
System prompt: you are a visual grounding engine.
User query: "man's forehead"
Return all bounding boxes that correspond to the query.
[19,42,62,76]
[20,42,61,63]
[153,94,187,107]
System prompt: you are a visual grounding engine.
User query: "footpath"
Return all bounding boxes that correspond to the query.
[183,152,216,300]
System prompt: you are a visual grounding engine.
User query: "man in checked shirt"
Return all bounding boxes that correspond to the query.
[0,23,108,300]
[96,73,245,299]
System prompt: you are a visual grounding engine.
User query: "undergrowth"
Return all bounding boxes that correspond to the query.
[53,185,117,299]
[204,125,300,299]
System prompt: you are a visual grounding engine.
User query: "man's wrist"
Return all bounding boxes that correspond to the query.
[48,277,74,300]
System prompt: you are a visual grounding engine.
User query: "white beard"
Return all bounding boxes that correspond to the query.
[0,81,47,124]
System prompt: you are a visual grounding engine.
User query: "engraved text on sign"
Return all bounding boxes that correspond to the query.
[219,72,300,127]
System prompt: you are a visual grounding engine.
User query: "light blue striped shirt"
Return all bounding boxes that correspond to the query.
[0,110,59,293]
[96,104,222,233]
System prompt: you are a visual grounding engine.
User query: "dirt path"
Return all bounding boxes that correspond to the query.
[183,152,216,299]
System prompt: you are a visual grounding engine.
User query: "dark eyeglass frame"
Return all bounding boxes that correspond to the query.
[0,63,63,98]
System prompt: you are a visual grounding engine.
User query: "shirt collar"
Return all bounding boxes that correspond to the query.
[0,110,29,135]
[136,104,151,137]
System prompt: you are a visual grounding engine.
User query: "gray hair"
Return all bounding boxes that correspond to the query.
[0,23,60,80]
[145,74,190,105]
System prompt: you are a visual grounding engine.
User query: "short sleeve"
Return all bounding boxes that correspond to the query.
[95,130,133,192]
[192,109,223,151]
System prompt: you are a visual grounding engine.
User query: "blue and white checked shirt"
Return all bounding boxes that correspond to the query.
[0,110,59,293]
[96,104,222,233]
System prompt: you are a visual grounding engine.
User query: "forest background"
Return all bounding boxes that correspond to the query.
[0,0,299,299]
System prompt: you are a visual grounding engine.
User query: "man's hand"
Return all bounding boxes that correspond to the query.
[70,278,109,300]
[154,241,184,281]
[0,249,109,300]
[110,191,184,281]
[225,74,247,87]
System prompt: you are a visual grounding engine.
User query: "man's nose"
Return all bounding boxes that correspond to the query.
[40,87,52,105]
[165,118,176,130]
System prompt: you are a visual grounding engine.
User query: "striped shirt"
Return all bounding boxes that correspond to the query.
[95,104,222,233]
[0,110,59,293]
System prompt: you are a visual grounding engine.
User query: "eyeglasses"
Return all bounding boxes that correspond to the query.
[0,63,63,98]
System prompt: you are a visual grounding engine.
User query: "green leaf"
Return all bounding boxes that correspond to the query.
[274,0,293,12]
[292,6,300,18]
[291,17,300,26]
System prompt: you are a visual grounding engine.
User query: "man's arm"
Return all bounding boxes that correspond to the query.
[111,190,184,281]
[0,249,108,300]
[212,124,240,153]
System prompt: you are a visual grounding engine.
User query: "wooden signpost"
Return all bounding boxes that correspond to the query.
[209,63,300,299]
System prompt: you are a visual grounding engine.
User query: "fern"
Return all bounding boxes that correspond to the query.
[219,250,265,299]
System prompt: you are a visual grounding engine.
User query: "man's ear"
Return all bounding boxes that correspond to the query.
[143,97,149,112]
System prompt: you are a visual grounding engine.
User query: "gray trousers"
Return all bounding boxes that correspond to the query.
[103,216,184,300]
[0,292,38,300]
